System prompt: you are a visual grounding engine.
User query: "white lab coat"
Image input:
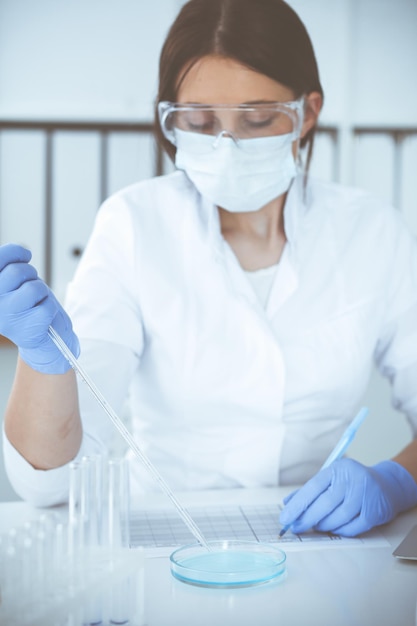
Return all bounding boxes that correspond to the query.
[4,171,417,505]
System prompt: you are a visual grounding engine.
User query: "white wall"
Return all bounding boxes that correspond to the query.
[2,0,417,123]
[0,0,417,500]
[288,0,417,125]
[0,0,180,120]
[0,0,181,295]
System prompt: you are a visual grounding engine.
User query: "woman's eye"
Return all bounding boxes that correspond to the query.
[245,116,274,128]
[243,111,279,128]
[179,112,215,133]
[242,111,292,135]
[188,121,214,132]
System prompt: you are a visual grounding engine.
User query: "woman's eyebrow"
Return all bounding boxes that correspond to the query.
[242,99,278,104]
[177,100,279,106]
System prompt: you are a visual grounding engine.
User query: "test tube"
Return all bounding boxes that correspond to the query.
[108,458,130,549]
[81,455,103,548]
[2,526,37,623]
[2,532,19,609]
[51,522,71,612]
[69,457,101,548]
[0,534,6,603]
[39,513,62,595]
[20,534,36,623]
[68,459,85,555]
[108,457,131,625]
[32,526,50,605]
[70,457,105,625]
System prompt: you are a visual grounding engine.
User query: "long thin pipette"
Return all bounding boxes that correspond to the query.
[48,325,211,551]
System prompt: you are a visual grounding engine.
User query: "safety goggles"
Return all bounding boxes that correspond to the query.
[158,99,305,151]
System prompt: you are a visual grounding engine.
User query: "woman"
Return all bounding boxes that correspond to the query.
[1,0,417,537]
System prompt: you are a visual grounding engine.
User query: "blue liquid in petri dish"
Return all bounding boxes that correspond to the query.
[170,540,286,588]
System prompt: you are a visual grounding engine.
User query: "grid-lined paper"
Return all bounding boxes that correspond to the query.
[129,503,387,550]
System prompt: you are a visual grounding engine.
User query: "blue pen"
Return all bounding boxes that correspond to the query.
[279,406,369,538]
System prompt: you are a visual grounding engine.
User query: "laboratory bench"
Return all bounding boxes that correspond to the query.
[1,487,416,626]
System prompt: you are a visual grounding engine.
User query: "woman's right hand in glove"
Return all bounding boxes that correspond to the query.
[0,243,79,374]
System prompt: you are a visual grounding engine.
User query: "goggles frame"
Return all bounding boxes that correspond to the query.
[158,98,305,146]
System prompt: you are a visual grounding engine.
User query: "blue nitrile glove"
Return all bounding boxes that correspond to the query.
[279,458,417,537]
[0,243,79,374]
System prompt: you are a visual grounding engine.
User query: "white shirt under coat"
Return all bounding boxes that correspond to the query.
[4,171,417,506]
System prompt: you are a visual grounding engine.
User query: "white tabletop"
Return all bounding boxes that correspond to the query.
[1,488,417,626]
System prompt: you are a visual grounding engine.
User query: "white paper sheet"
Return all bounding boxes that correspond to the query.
[129,502,389,556]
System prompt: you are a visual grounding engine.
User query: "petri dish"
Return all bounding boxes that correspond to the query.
[170,540,286,588]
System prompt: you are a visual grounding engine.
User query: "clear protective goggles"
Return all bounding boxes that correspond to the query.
[158,98,305,153]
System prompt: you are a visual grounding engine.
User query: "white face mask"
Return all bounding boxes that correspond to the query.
[175,130,298,213]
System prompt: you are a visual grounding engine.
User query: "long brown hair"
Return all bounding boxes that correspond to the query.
[155,0,324,171]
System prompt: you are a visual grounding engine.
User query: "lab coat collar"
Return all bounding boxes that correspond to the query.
[282,172,311,248]
[203,172,309,257]
[200,173,308,318]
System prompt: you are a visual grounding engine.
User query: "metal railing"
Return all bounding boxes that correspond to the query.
[352,126,417,210]
[1,119,416,284]
[0,120,163,284]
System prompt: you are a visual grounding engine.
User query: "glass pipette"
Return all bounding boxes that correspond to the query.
[47,325,211,551]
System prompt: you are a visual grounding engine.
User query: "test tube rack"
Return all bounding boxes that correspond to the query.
[0,456,145,626]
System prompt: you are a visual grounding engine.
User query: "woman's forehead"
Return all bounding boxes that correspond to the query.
[176,55,295,104]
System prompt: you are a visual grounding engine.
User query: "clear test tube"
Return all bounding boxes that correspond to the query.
[38,512,62,595]
[5,526,37,622]
[82,455,105,626]
[29,529,52,625]
[1,532,20,619]
[81,455,103,548]
[51,521,68,570]
[108,457,131,625]
[51,522,70,605]
[20,534,36,624]
[15,522,55,616]
[108,458,130,550]
[0,533,6,598]
[67,459,89,626]
[0,535,8,620]
[1,533,15,595]
[68,459,85,556]
[69,457,99,550]
[69,456,105,626]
